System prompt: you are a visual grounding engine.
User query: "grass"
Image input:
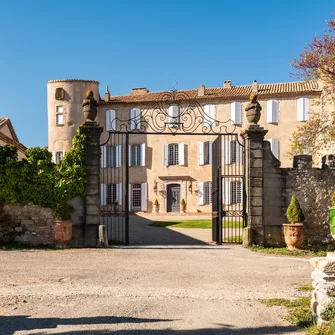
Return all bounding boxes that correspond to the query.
[149,219,243,229]
[250,245,328,257]
[224,235,242,242]
[260,290,335,334]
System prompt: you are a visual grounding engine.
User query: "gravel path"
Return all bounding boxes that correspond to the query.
[0,219,312,334]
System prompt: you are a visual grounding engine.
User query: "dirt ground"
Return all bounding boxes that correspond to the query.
[0,239,312,335]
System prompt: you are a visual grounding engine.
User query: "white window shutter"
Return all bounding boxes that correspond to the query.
[101,145,107,168]
[179,143,185,165]
[168,105,179,126]
[209,105,216,121]
[297,98,309,121]
[198,181,204,205]
[128,145,132,167]
[128,184,132,211]
[116,145,121,168]
[240,182,243,204]
[198,142,204,166]
[204,105,210,124]
[236,142,243,164]
[209,182,212,203]
[51,152,56,163]
[224,140,231,164]
[204,105,215,125]
[224,181,231,205]
[209,141,213,164]
[105,110,111,131]
[135,108,141,129]
[162,144,168,166]
[231,102,242,125]
[130,108,135,130]
[267,100,279,123]
[141,143,146,166]
[268,138,280,160]
[141,183,147,211]
[116,183,122,205]
[304,98,310,121]
[100,184,107,205]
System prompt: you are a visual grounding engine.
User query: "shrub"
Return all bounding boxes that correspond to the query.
[154,199,159,206]
[331,191,335,207]
[286,194,305,223]
[180,199,186,205]
[55,202,74,221]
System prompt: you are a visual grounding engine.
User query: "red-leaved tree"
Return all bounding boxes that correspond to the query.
[289,17,335,156]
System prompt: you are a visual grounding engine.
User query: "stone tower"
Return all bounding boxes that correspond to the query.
[47,79,100,159]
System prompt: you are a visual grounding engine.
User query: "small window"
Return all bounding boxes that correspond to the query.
[231,141,237,164]
[130,108,141,130]
[55,151,64,164]
[204,105,216,125]
[56,106,64,125]
[132,184,142,210]
[107,184,117,205]
[204,181,212,205]
[55,87,65,100]
[231,181,242,204]
[108,146,117,167]
[131,144,141,166]
[297,98,310,122]
[168,144,179,165]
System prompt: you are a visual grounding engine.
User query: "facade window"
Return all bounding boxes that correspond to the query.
[232,181,242,204]
[108,146,117,167]
[130,108,141,130]
[231,141,237,164]
[107,184,117,205]
[297,97,310,122]
[55,151,64,164]
[168,143,179,165]
[204,141,211,165]
[132,184,142,210]
[204,105,216,125]
[131,144,141,166]
[168,105,180,128]
[230,102,242,125]
[204,181,212,205]
[56,106,64,125]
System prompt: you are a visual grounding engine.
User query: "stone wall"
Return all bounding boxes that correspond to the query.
[0,204,55,246]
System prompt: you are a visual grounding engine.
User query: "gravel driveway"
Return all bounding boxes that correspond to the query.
[0,219,312,335]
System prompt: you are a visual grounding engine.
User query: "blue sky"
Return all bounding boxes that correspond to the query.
[1,0,334,147]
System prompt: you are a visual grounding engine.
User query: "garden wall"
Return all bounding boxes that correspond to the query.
[0,204,56,246]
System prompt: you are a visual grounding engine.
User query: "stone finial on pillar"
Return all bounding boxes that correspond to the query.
[79,122,103,247]
[241,95,268,245]
[293,155,312,169]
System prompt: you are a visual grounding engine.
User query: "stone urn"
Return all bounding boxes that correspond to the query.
[283,223,304,250]
[54,220,72,248]
[245,94,262,125]
[329,206,335,240]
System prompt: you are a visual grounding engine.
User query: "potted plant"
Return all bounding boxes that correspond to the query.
[113,200,119,213]
[329,191,335,240]
[53,202,73,248]
[154,199,160,213]
[180,199,186,213]
[283,194,305,250]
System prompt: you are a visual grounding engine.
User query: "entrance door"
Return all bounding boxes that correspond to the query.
[167,184,181,212]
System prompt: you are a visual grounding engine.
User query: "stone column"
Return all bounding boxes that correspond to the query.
[80,122,103,247]
[241,94,268,246]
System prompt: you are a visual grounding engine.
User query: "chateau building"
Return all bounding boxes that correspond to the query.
[0,117,26,160]
[47,79,324,214]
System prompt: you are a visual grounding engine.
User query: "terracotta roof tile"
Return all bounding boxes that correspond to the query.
[107,80,320,104]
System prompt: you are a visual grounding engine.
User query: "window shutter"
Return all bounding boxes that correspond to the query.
[141,183,147,211]
[231,102,242,125]
[130,108,141,130]
[198,181,204,205]
[101,145,107,168]
[224,181,231,205]
[224,140,231,164]
[135,108,141,129]
[209,105,216,122]
[297,98,309,121]
[100,184,107,205]
[130,108,135,130]
[106,110,111,131]
[236,142,243,164]
[128,145,132,167]
[128,184,132,211]
[178,143,185,165]
[116,183,122,205]
[209,141,213,165]
[209,182,212,204]
[240,182,243,204]
[116,145,121,168]
[204,105,215,125]
[303,98,310,121]
[204,105,210,124]
[51,152,56,163]
[267,100,279,123]
[162,144,168,166]
[268,138,280,160]
[141,143,146,166]
[198,142,204,166]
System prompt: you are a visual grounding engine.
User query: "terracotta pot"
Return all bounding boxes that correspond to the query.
[181,204,186,213]
[54,220,72,248]
[113,204,119,213]
[329,207,335,240]
[283,223,304,250]
[154,205,160,213]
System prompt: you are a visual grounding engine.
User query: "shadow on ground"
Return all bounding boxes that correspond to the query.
[0,315,301,335]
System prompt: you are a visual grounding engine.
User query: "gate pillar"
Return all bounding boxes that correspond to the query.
[80,122,103,247]
[241,95,268,246]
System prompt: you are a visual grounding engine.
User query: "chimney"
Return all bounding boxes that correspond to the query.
[223,80,232,89]
[198,85,205,96]
[252,80,258,93]
[104,85,110,102]
[130,88,149,95]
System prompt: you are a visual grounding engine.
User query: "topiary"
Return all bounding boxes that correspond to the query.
[55,202,74,221]
[286,194,305,223]
[180,199,186,205]
[154,199,159,206]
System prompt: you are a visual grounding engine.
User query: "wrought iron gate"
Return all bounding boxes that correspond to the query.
[100,90,246,245]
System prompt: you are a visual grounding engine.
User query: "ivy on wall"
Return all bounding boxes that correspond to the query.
[0,129,87,214]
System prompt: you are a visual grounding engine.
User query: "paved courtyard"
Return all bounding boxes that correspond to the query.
[0,218,312,335]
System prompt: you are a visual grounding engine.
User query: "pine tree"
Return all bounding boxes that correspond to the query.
[286,194,305,223]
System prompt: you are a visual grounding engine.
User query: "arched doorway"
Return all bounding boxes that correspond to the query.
[167,183,181,213]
